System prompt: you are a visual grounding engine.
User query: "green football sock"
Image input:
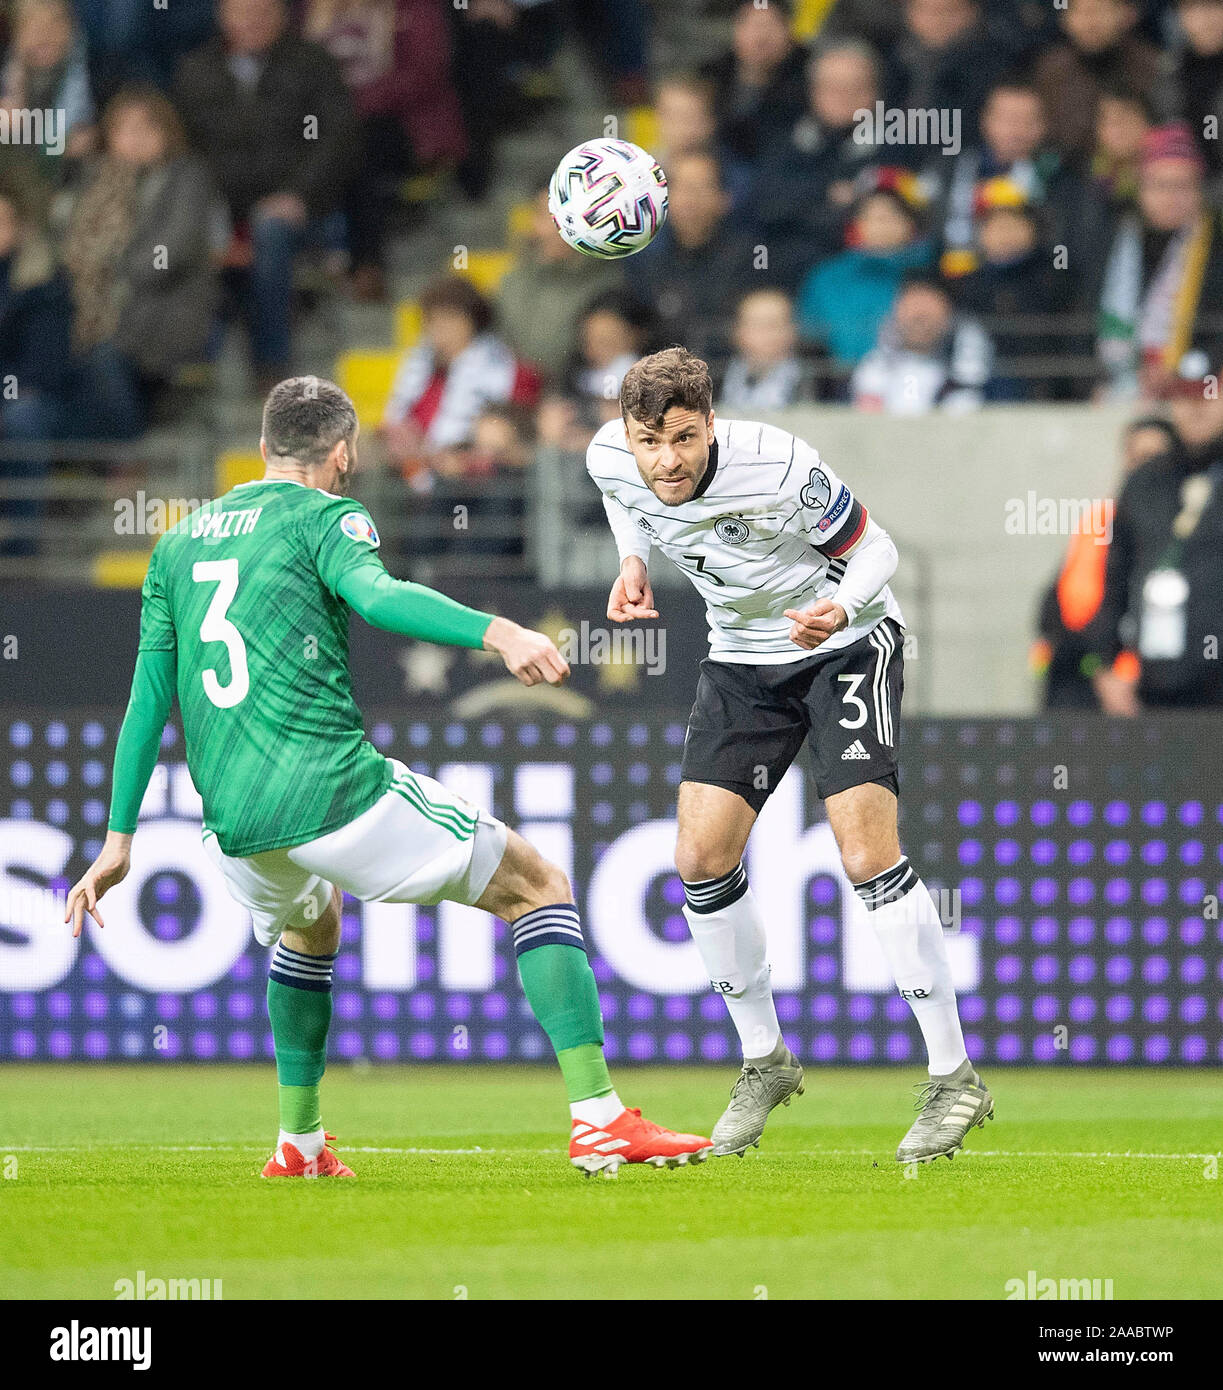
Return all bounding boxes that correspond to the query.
[267,942,336,1133]
[513,905,614,1103]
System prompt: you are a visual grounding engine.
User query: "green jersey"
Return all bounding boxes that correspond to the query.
[139,479,393,856]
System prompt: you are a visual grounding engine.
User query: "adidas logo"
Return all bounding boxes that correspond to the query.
[841,739,871,761]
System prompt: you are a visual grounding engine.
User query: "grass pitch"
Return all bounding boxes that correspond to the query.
[2,1065,1219,1301]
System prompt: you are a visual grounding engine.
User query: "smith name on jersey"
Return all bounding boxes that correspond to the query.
[587,417,905,663]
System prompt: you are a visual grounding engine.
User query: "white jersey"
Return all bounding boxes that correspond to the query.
[587,416,905,665]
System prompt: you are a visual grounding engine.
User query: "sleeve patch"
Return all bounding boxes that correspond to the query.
[340,511,380,547]
[817,484,851,532]
[799,468,831,512]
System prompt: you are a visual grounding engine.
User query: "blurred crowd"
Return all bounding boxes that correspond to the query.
[0,0,1219,710]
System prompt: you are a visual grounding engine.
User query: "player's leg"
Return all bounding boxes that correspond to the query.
[472,829,714,1175]
[201,832,353,1177]
[676,659,810,1154]
[263,886,353,1175]
[809,619,992,1161]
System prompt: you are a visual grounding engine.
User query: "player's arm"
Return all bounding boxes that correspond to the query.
[336,562,570,687]
[66,646,177,937]
[783,450,898,649]
[599,493,658,623]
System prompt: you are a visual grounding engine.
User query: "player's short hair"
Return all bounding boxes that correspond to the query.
[620,347,713,427]
[261,376,358,469]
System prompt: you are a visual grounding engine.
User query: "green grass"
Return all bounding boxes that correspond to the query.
[2,1065,1220,1300]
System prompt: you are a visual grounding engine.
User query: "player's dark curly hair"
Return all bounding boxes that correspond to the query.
[262,376,358,469]
[620,347,713,427]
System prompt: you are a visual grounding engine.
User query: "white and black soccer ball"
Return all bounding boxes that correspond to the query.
[547,138,668,259]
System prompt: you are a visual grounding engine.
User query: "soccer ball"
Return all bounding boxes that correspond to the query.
[548,138,668,259]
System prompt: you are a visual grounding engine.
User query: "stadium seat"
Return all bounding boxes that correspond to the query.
[335,350,401,427]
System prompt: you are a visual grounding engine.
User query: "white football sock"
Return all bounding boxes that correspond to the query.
[279,1126,325,1159]
[570,1091,624,1126]
[683,867,781,1060]
[856,857,968,1076]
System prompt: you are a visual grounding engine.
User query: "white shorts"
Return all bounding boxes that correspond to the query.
[203,759,508,947]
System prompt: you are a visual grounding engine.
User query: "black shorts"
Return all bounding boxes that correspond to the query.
[680,618,905,811]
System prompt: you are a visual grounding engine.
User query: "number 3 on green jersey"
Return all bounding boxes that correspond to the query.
[193,559,250,708]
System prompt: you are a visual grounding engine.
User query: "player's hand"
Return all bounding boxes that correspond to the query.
[64,832,132,939]
[607,557,658,623]
[784,599,847,650]
[1093,667,1141,717]
[483,616,570,687]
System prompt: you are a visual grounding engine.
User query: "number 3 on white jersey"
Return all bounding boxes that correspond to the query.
[193,559,249,708]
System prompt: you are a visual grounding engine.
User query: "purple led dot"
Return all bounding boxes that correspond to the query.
[994,801,1020,826]
[1180,995,1207,1023]
[1104,879,1132,906]
[1105,956,1133,984]
[995,916,1023,945]
[1069,955,1096,984]
[1066,798,1093,827]
[995,878,1022,907]
[848,1033,875,1062]
[1142,1035,1170,1063]
[1142,917,1169,945]
[1103,801,1129,827]
[847,995,874,1023]
[810,953,837,983]
[1032,994,1059,1024]
[1034,877,1061,907]
[1069,994,1096,1022]
[886,1032,913,1062]
[1181,1036,1208,1063]
[374,1031,401,1060]
[1068,1034,1096,1062]
[1032,954,1059,984]
[958,800,983,827]
[812,1032,840,1062]
[1031,800,1057,827]
[700,1031,730,1062]
[959,840,983,866]
[995,955,1023,984]
[1142,956,1170,984]
[1106,1034,1134,1062]
[228,1032,254,1060]
[775,994,800,1024]
[664,1032,693,1062]
[995,1033,1022,1062]
[1031,916,1058,946]
[811,994,838,1022]
[1105,994,1132,1022]
[1032,1034,1058,1062]
[995,994,1023,1023]
[664,996,691,1022]
[1068,916,1094,945]
[994,839,1020,866]
[809,875,838,907]
[1180,956,1206,984]
[1141,801,1167,828]
[1179,841,1204,866]
[1178,800,1204,826]
[628,1032,656,1061]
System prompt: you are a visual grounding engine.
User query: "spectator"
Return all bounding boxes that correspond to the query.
[631,150,755,366]
[796,171,932,367]
[76,0,215,98]
[496,187,622,384]
[1096,122,1223,400]
[653,71,754,208]
[1059,87,1152,306]
[0,180,75,556]
[427,403,535,567]
[720,287,803,412]
[381,274,540,484]
[952,185,1070,399]
[893,0,1016,155]
[61,85,220,426]
[927,82,1066,275]
[852,274,993,412]
[305,0,467,303]
[569,289,653,424]
[1033,414,1180,707]
[700,0,809,166]
[1,0,97,177]
[1030,0,1160,160]
[750,39,885,289]
[1160,0,1223,178]
[174,0,358,388]
[1089,365,1223,711]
